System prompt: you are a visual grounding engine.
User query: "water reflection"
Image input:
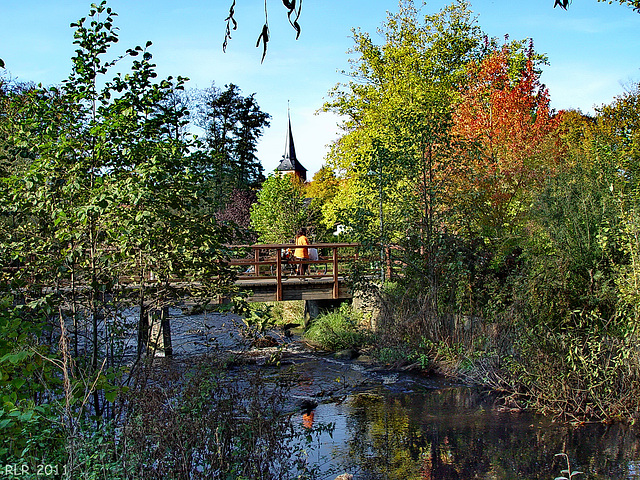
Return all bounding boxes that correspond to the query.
[147,309,639,479]
[315,387,640,480]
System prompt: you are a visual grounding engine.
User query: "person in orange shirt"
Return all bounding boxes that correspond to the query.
[294,228,309,275]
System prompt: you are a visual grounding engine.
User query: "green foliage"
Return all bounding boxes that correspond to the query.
[0,1,240,472]
[318,7,640,423]
[0,0,237,349]
[524,165,620,329]
[493,93,640,420]
[251,300,305,327]
[250,174,309,243]
[239,302,277,337]
[322,0,483,249]
[303,167,340,242]
[0,298,64,466]
[554,453,583,480]
[519,93,640,331]
[305,303,371,351]
[374,346,409,365]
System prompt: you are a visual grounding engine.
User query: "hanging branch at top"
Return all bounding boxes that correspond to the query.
[223,0,303,63]
[554,0,640,12]
[223,0,238,53]
[282,0,302,39]
[256,0,270,63]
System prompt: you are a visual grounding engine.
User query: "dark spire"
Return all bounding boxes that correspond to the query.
[275,106,307,181]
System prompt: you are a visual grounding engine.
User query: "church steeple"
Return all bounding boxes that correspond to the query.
[275,106,307,181]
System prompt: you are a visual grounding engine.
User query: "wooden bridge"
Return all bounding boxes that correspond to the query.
[2,243,361,356]
[226,242,359,302]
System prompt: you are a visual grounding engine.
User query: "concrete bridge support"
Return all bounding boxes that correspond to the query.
[147,306,173,356]
[303,298,347,327]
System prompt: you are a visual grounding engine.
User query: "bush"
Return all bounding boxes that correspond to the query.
[305,303,372,351]
[119,357,332,479]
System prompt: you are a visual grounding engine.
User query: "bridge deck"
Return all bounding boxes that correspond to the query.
[236,275,351,302]
[227,242,358,302]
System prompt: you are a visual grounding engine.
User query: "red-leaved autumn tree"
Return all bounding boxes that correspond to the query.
[450,41,563,241]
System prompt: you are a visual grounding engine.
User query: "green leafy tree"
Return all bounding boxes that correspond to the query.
[322,0,483,305]
[250,174,308,243]
[0,2,236,472]
[591,84,640,326]
[304,166,340,241]
[0,79,41,178]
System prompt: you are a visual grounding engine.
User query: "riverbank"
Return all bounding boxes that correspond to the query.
[131,304,640,479]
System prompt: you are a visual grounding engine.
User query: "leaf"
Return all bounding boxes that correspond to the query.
[1,351,29,365]
[105,389,118,402]
[11,379,26,390]
[291,19,301,39]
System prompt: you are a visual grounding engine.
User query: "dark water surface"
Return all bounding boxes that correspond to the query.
[156,308,640,480]
[302,387,640,479]
[276,355,640,480]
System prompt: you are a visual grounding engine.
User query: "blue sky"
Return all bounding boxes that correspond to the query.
[1,0,639,178]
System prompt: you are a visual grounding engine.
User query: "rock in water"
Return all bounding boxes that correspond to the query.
[251,335,279,348]
[297,397,318,413]
[334,349,359,360]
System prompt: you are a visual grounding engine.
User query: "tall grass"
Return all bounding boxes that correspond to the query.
[305,303,373,352]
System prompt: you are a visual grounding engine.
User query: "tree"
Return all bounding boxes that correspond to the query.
[0,78,40,178]
[449,40,563,244]
[322,0,483,293]
[0,3,236,467]
[594,84,640,321]
[216,187,259,243]
[195,83,270,199]
[304,166,340,241]
[250,174,308,243]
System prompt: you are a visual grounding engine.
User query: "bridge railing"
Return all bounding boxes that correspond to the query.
[225,243,359,300]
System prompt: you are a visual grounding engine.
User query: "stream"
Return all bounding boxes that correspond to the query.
[126,307,640,480]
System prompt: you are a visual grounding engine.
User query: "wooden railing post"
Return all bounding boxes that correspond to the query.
[332,246,339,299]
[276,247,283,301]
[161,306,173,356]
[254,247,260,277]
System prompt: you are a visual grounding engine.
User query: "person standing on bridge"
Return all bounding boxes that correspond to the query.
[294,228,310,275]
